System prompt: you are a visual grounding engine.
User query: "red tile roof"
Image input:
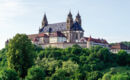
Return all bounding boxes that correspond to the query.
[28,34,38,41]
[81,36,108,44]
[38,33,49,37]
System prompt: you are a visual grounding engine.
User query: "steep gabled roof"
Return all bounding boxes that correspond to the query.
[50,31,66,37]
[39,22,84,33]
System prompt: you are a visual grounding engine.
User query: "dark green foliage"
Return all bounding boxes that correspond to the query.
[0,69,19,80]
[50,69,69,80]
[6,34,35,78]
[0,35,130,80]
[117,50,128,66]
[25,66,45,80]
[121,41,130,48]
[86,71,103,80]
[0,48,8,69]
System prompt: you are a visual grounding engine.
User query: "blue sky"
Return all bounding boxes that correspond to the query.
[0,0,130,49]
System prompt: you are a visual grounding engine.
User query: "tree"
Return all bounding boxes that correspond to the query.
[0,69,19,80]
[25,66,45,80]
[62,60,79,75]
[97,48,110,62]
[90,46,103,54]
[86,71,103,80]
[102,73,111,80]
[35,58,61,76]
[111,73,130,80]
[50,69,69,80]
[0,48,8,69]
[6,34,35,78]
[117,50,128,66]
[71,44,82,55]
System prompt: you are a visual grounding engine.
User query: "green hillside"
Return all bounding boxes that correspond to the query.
[0,34,130,80]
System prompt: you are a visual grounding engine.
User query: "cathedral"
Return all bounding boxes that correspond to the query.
[39,12,84,43]
[28,12,109,48]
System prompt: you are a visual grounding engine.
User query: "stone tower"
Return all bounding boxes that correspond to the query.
[42,13,48,27]
[66,11,73,30]
[75,12,81,26]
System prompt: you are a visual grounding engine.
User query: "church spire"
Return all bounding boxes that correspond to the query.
[75,12,81,26]
[42,13,48,27]
[67,11,73,30]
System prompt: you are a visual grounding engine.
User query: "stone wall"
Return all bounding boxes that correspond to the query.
[40,42,87,49]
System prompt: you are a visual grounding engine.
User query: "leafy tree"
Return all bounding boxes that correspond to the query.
[35,58,61,76]
[111,73,130,80]
[0,69,19,80]
[0,48,8,69]
[6,34,35,78]
[50,69,69,80]
[102,73,111,80]
[117,50,128,66]
[71,44,82,55]
[25,66,45,80]
[86,71,103,80]
[90,46,103,54]
[62,60,79,75]
[97,48,110,62]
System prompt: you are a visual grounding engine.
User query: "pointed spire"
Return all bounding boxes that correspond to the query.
[76,11,80,18]
[42,13,48,27]
[75,11,81,26]
[68,10,72,17]
[67,11,73,30]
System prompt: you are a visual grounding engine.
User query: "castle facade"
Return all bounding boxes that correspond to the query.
[28,12,109,48]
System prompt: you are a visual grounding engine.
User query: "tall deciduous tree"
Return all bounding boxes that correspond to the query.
[6,34,35,78]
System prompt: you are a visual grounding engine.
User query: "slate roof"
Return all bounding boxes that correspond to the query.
[50,31,66,37]
[39,22,84,33]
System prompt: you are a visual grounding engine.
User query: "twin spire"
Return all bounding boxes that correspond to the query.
[42,13,48,27]
[41,11,81,28]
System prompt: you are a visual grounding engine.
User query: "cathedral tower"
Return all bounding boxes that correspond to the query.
[66,11,73,30]
[75,12,81,26]
[42,13,48,27]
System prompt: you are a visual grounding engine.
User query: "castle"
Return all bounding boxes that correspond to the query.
[28,12,109,48]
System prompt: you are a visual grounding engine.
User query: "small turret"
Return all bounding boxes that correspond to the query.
[42,13,48,27]
[66,11,73,30]
[75,12,81,26]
